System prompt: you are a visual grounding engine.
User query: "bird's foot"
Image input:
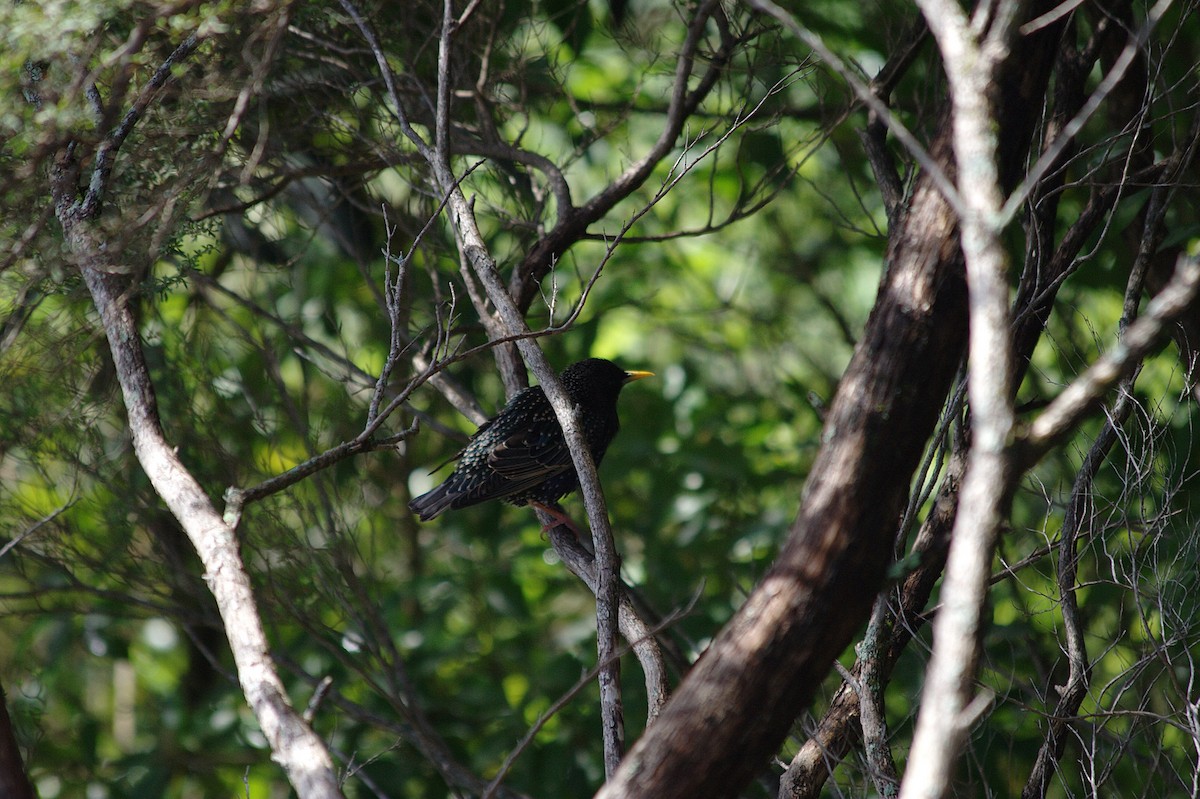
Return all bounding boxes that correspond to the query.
[530,501,583,537]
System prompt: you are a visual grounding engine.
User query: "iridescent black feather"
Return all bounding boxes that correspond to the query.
[409,359,651,521]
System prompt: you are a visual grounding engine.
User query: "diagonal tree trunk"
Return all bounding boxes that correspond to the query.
[595,5,1066,797]
[596,131,969,799]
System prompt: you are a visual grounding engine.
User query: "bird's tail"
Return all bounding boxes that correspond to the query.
[409,485,455,521]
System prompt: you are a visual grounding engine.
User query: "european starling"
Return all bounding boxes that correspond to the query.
[409,358,653,521]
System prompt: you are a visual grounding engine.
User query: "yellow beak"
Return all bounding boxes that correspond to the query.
[623,370,654,383]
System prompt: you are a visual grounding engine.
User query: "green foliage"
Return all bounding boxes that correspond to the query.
[3,0,1200,797]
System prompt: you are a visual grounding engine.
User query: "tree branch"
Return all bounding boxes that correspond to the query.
[80,33,201,218]
[342,0,643,777]
[744,0,961,216]
[1020,390,1125,798]
[545,526,673,722]
[854,597,901,797]
[598,117,973,799]
[898,0,1022,795]
[49,27,345,798]
[778,450,968,799]
[1023,254,1200,458]
[998,0,1176,223]
[71,242,344,799]
[511,0,737,309]
[596,2,1073,793]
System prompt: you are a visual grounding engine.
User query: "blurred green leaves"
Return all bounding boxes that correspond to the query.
[2,0,1200,797]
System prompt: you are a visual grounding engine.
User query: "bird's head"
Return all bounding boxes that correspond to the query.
[560,358,653,406]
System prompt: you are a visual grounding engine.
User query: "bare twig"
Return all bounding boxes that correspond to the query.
[0,501,75,561]
[1020,218,1167,795]
[1024,255,1200,457]
[336,0,434,163]
[79,33,201,219]
[222,421,418,527]
[1019,387,1124,797]
[999,0,1175,223]
[511,0,737,307]
[451,138,575,220]
[858,20,929,225]
[743,0,961,216]
[369,201,447,426]
[303,676,335,725]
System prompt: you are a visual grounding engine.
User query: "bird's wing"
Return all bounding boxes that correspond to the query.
[487,426,572,485]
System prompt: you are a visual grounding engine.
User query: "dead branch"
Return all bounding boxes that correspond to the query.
[49,23,345,799]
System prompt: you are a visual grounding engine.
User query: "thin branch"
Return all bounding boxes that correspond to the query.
[849,598,900,797]
[898,0,1020,795]
[79,33,201,218]
[999,0,1175,223]
[0,501,75,561]
[512,0,738,306]
[1024,255,1200,458]
[1019,386,1127,798]
[1020,0,1087,35]
[858,19,929,225]
[336,0,434,161]
[194,267,491,428]
[451,138,574,218]
[370,206,418,427]
[742,0,962,216]
[1021,205,1170,794]
[222,421,418,527]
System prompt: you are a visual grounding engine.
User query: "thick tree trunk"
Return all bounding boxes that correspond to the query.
[0,682,36,799]
[596,133,968,798]
[595,8,1065,798]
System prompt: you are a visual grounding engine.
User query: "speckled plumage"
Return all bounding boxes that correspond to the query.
[409,359,652,521]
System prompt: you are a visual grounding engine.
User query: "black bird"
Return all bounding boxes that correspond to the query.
[409,358,653,521]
